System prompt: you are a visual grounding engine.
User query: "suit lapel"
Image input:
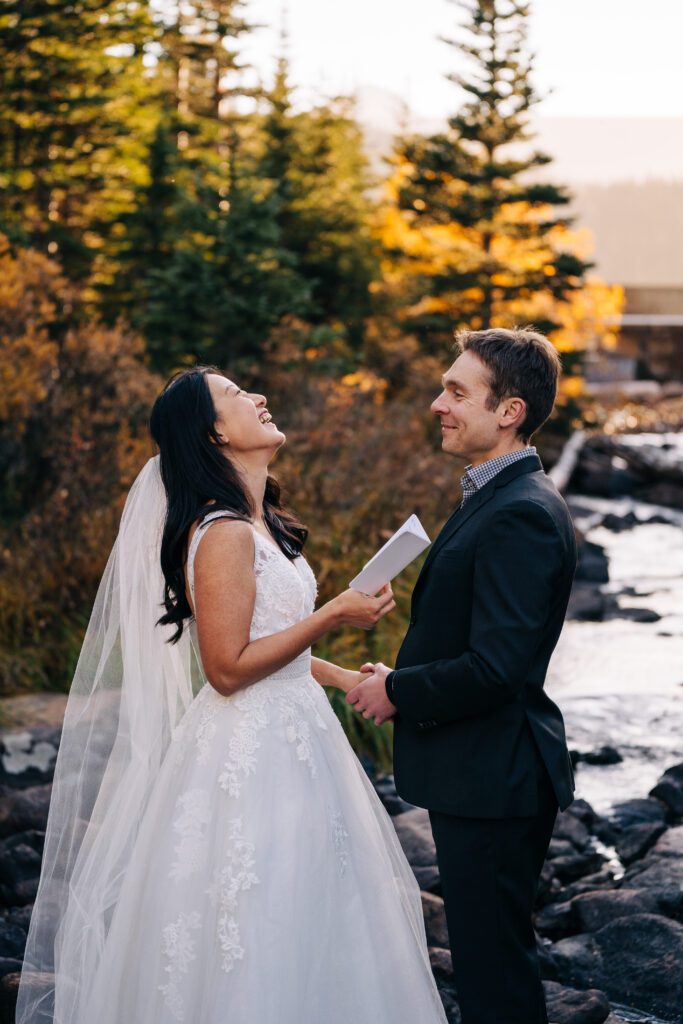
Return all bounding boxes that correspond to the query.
[411,454,544,605]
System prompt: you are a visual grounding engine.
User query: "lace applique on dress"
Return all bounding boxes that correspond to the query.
[218,686,271,797]
[158,910,202,1021]
[206,816,260,973]
[169,789,211,882]
[330,809,350,877]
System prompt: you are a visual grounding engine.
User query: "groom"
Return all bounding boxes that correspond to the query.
[347,328,577,1024]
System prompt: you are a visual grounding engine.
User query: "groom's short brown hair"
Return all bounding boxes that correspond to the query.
[455,327,561,443]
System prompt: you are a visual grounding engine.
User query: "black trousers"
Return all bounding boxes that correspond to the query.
[428,769,558,1024]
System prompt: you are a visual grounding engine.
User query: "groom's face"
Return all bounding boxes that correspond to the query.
[431,351,502,462]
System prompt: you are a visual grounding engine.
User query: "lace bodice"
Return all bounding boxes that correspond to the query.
[187,511,318,663]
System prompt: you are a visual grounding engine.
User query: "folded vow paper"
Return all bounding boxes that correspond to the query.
[349,514,431,595]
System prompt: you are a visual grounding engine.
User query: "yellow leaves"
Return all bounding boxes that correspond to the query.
[340,370,388,405]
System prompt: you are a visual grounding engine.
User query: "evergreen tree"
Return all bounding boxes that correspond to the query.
[257,51,379,344]
[384,0,591,350]
[0,0,155,279]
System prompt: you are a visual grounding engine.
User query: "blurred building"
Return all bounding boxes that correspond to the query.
[615,287,683,382]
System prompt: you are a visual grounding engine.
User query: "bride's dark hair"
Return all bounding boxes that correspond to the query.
[149,365,308,643]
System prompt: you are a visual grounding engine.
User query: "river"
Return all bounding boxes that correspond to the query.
[548,432,683,816]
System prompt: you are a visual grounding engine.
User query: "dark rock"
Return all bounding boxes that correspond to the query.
[556,869,620,903]
[537,860,563,906]
[649,766,683,818]
[574,746,623,767]
[548,839,577,860]
[0,786,52,838]
[0,728,60,791]
[392,808,437,869]
[574,541,610,584]
[537,936,560,981]
[552,851,605,885]
[601,511,639,532]
[573,887,683,932]
[436,984,461,1024]
[428,945,454,982]
[553,811,591,851]
[0,970,53,1022]
[5,906,32,932]
[615,822,667,865]
[535,899,578,940]
[413,865,441,894]
[567,584,609,622]
[610,607,662,624]
[610,798,668,830]
[624,825,683,889]
[542,980,611,1024]
[590,817,620,847]
[421,892,450,948]
[588,913,683,1020]
[0,919,27,959]
[552,932,603,989]
[0,958,22,980]
[567,800,598,828]
[0,834,43,906]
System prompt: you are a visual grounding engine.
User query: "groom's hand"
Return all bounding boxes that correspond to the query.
[346,662,396,726]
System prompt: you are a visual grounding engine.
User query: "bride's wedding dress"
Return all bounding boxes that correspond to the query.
[76,511,448,1023]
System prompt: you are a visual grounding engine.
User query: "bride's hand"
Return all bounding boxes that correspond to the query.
[327,583,395,630]
[335,662,375,694]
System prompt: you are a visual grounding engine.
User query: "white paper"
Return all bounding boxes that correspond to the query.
[349,514,431,595]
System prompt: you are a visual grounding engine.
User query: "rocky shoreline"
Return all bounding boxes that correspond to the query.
[0,717,680,1023]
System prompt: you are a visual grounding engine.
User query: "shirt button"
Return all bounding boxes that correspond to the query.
[409,615,417,626]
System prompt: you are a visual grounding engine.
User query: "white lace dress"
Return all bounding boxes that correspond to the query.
[80,513,448,1024]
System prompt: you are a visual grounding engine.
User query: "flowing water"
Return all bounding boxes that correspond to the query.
[548,433,683,816]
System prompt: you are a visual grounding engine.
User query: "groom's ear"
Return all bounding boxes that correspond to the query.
[499,396,526,431]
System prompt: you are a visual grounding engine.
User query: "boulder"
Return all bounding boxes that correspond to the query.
[573,887,683,932]
[0,786,52,839]
[421,892,450,949]
[574,541,609,584]
[555,913,683,1021]
[553,811,591,851]
[609,798,667,830]
[614,822,666,865]
[542,980,611,1024]
[601,512,639,532]
[650,765,683,819]
[535,899,578,940]
[0,969,53,1022]
[556,869,620,903]
[552,851,605,885]
[567,585,609,622]
[392,808,438,878]
[573,746,623,767]
[428,945,454,982]
[0,918,27,959]
[624,825,683,889]
[0,833,43,907]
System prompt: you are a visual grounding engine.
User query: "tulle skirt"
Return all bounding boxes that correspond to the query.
[74,671,448,1023]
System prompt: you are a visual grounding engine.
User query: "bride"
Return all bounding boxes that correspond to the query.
[16,366,449,1024]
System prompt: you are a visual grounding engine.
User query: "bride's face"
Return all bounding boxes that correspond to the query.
[207,373,285,456]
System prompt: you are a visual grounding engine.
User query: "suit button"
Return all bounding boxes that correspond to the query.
[409,615,417,626]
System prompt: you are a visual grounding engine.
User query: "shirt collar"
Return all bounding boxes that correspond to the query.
[461,446,537,495]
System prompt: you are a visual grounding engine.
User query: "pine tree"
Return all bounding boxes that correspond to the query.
[258,55,379,345]
[0,0,155,279]
[383,0,591,350]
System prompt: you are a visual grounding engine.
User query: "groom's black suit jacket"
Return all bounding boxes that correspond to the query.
[388,454,577,818]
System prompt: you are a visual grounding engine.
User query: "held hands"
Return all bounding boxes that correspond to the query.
[346,661,397,727]
[329,583,395,631]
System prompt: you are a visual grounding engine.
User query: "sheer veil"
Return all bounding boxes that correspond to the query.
[16,455,200,1023]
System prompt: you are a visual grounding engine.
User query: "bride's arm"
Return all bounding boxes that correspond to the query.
[310,657,362,694]
[193,521,394,697]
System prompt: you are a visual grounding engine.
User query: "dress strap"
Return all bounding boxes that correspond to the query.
[187,511,249,600]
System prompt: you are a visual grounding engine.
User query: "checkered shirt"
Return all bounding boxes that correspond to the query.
[460,447,537,507]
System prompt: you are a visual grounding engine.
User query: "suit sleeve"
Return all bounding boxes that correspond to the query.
[389,501,566,727]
